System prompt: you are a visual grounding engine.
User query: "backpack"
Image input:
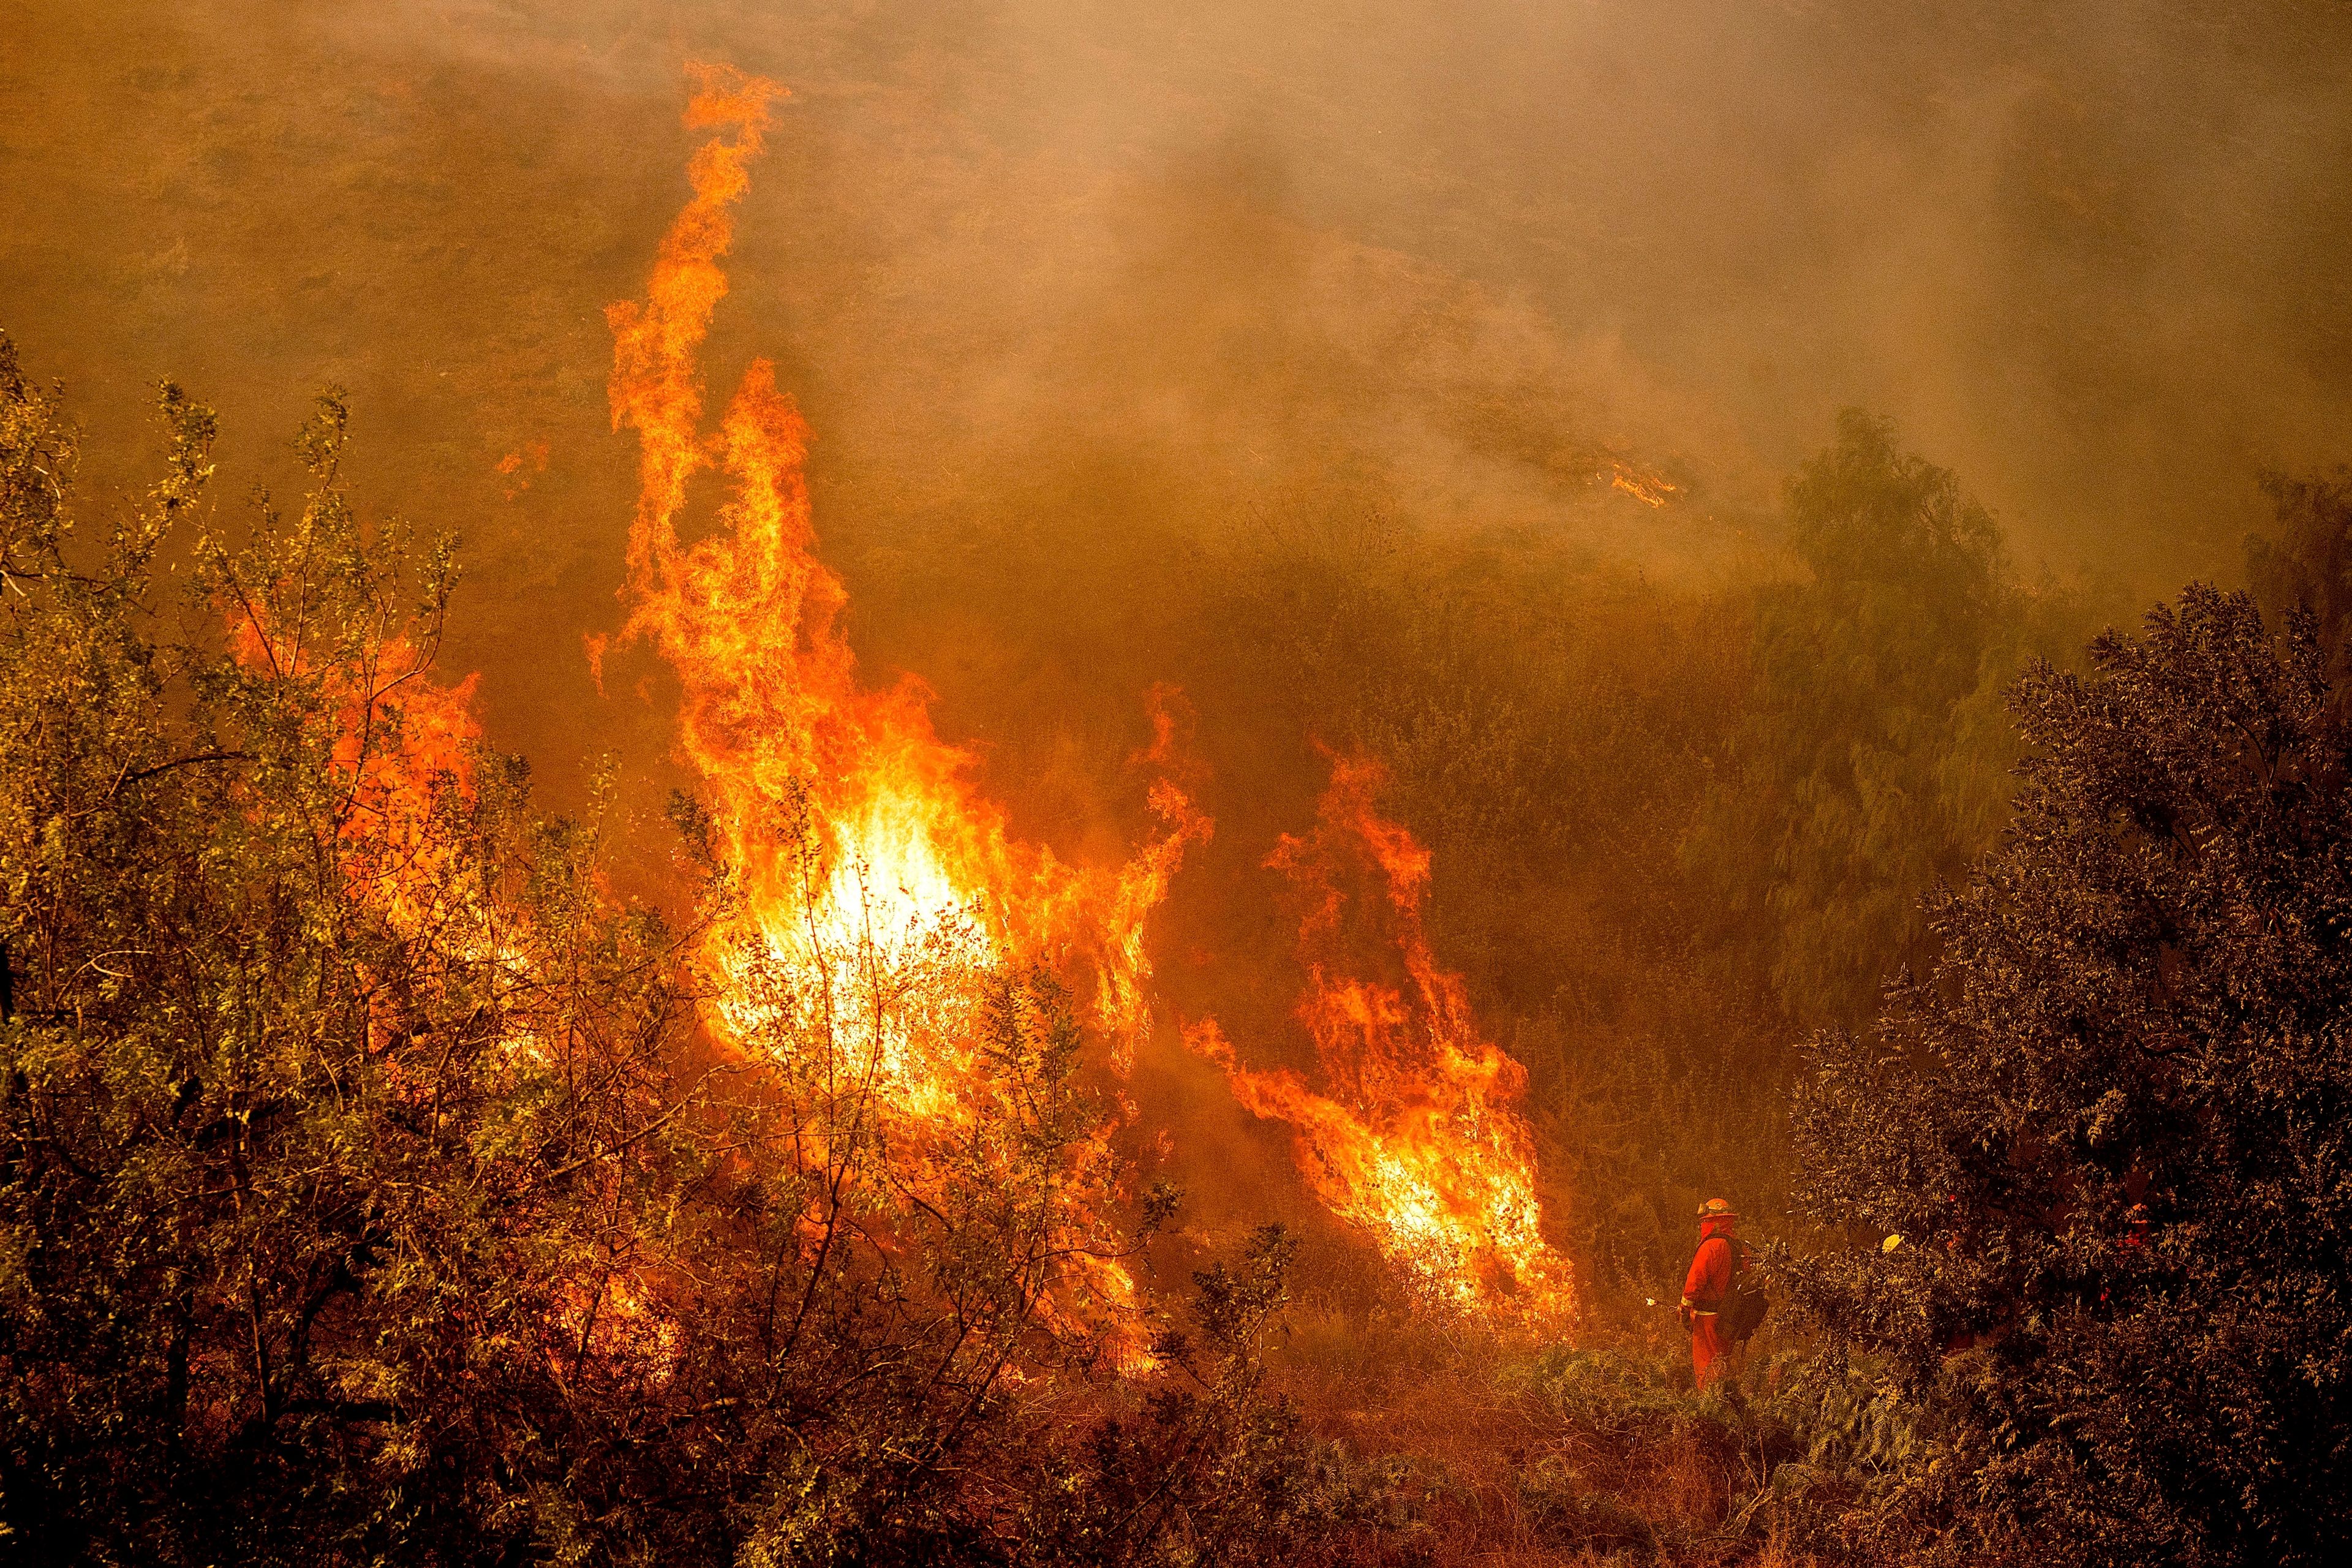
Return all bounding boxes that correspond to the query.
[1719,1238,1769,1344]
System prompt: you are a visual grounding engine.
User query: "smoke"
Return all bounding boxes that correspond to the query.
[8,1,2347,755]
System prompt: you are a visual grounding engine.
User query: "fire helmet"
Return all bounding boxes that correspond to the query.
[1696,1197,1738,1221]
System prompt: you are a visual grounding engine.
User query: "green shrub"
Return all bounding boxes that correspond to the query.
[1785,585,2352,1566]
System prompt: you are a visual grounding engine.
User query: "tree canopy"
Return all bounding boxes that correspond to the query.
[1787,583,2352,1567]
[1683,410,2045,1026]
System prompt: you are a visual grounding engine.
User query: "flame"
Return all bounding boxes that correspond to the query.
[551,1270,682,1392]
[228,611,482,933]
[603,66,1206,1354]
[1607,459,1678,508]
[1189,754,1575,1329]
[330,655,481,932]
[496,439,549,499]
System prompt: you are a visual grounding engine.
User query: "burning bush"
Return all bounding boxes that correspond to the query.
[1189,753,1575,1329]
[0,336,1366,1565]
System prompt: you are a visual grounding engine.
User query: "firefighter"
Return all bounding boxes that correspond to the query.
[1680,1197,1743,1386]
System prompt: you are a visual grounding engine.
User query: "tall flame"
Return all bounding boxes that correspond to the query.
[602,66,1206,1346]
[1190,755,1575,1328]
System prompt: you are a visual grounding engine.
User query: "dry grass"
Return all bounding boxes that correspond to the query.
[1262,1303,1842,1566]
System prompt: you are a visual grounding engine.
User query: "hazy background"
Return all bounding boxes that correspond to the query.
[7,0,2351,1303]
[8,0,2350,743]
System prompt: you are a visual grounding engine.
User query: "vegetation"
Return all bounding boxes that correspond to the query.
[8,330,2351,1565]
[1786,586,2352,1565]
[2247,466,2352,687]
[1683,410,2052,1026]
[0,338,1346,1564]
[1178,413,2099,1306]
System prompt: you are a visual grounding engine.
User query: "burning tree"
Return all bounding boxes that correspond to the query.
[0,332,1357,1563]
[596,64,1210,1366]
[0,42,1411,1553]
[0,342,700,1557]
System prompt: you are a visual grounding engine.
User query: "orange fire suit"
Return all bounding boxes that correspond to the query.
[1681,1218,1740,1385]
